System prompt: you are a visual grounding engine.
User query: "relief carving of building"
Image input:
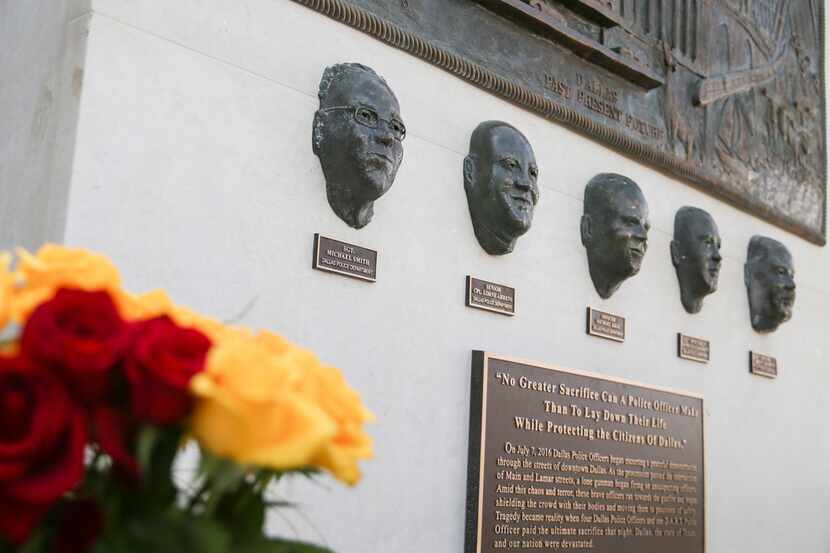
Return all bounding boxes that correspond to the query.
[515,0,825,239]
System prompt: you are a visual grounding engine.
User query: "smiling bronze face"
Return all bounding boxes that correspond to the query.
[313,63,405,229]
[745,236,796,333]
[464,121,539,255]
[581,174,650,299]
[671,207,722,314]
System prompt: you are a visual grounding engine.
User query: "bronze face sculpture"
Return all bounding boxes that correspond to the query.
[671,207,722,314]
[745,236,796,333]
[581,173,650,299]
[463,121,539,255]
[313,63,405,229]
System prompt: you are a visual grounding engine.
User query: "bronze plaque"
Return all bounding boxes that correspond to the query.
[466,276,516,316]
[312,234,377,282]
[465,352,705,553]
[587,307,626,342]
[749,351,778,378]
[677,334,710,364]
[292,0,826,244]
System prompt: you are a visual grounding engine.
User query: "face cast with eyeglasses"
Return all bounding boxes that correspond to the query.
[463,121,539,255]
[745,236,796,333]
[581,173,650,299]
[671,207,722,314]
[313,63,405,229]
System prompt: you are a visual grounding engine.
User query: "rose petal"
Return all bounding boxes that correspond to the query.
[0,460,29,479]
[126,363,192,425]
[21,289,127,404]
[0,496,50,545]
[0,368,70,461]
[125,316,209,425]
[5,408,87,504]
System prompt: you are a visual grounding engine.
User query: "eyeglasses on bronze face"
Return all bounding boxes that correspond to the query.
[319,105,406,141]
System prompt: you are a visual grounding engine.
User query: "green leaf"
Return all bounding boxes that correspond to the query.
[209,462,247,496]
[122,512,230,553]
[139,426,184,510]
[215,484,266,541]
[234,538,334,553]
[172,516,232,553]
[198,450,234,481]
[195,451,248,517]
[136,425,161,475]
[16,530,48,553]
[90,535,130,553]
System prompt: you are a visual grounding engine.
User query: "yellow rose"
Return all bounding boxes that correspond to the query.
[190,337,338,472]
[254,332,375,484]
[0,253,13,330]
[261,338,374,484]
[309,368,375,485]
[12,244,122,322]
[190,333,373,484]
[115,289,175,321]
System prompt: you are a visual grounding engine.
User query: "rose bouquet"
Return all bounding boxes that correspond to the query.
[0,245,374,553]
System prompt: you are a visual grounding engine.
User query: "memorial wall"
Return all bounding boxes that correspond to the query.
[3,0,830,551]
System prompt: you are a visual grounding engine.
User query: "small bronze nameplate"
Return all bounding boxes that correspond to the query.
[678,334,710,364]
[466,276,515,316]
[312,234,377,282]
[586,307,625,342]
[750,351,778,379]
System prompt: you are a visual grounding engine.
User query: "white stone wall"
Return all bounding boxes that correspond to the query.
[57,1,830,551]
[0,0,90,249]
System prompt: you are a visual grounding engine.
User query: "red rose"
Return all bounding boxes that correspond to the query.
[125,316,211,425]
[0,356,87,545]
[22,288,128,403]
[56,499,104,553]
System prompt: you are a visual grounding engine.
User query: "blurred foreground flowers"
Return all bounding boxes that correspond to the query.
[0,244,373,553]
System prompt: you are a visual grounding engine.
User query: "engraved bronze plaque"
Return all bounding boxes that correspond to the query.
[466,276,517,316]
[312,234,377,282]
[587,307,626,342]
[749,351,778,378]
[292,0,826,244]
[465,352,706,553]
[677,334,710,364]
